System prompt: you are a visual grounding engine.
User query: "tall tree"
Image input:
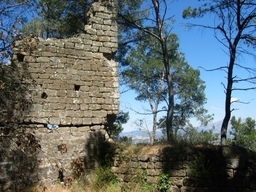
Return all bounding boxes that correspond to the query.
[22,0,93,38]
[177,123,219,145]
[0,0,34,64]
[107,111,129,140]
[183,0,256,145]
[230,116,256,151]
[118,0,178,142]
[0,1,35,120]
[122,34,167,145]
[122,32,211,144]
[172,56,213,138]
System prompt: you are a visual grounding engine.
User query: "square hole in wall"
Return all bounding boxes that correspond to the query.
[74,84,80,91]
[41,92,48,99]
[17,53,25,62]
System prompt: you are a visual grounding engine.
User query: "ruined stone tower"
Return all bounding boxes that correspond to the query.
[0,0,119,189]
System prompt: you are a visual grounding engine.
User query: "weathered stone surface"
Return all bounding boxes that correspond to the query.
[111,146,256,191]
[0,0,119,191]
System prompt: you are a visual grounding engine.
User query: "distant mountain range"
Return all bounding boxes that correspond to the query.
[119,130,163,144]
[198,120,232,135]
[120,120,232,143]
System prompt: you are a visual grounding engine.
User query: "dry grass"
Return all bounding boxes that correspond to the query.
[30,183,85,192]
[30,182,123,192]
[123,144,167,155]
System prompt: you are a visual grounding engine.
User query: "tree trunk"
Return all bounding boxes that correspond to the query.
[221,48,235,145]
[151,0,175,143]
[166,72,174,143]
[149,110,158,145]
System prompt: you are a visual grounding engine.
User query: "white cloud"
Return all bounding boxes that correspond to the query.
[231,98,240,103]
[211,106,222,111]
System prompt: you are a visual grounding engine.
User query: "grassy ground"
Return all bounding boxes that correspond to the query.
[26,144,191,192]
[29,180,155,192]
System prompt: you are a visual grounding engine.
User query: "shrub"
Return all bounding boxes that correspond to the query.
[157,173,171,192]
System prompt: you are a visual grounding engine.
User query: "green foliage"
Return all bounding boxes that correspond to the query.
[171,59,213,136]
[121,33,167,102]
[122,30,210,143]
[108,111,129,140]
[0,0,34,63]
[182,6,207,19]
[92,141,120,190]
[116,0,146,64]
[93,166,119,190]
[188,154,212,186]
[157,173,171,192]
[133,144,144,154]
[229,116,256,151]
[116,136,133,146]
[121,33,167,145]
[22,0,93,38]
[183,0,256,145]
[176,123,219,145]
[131,171,172,192]
[94,141,117,167]
[132,170,156,192]
[159,118,217,145]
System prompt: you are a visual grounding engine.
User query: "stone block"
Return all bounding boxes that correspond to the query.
[99,46,112,53]
[180,186,196,192]
[64,42,74,48]
[90,125,101,131]
[170,177,183,187]
[169,170,186,177]
[98,36,111,42]
[147,169,161,176]
[170,186,180,192]
[101,25,110,31]
[80,104,89,111]
[226,158,246,169]
[155,162,163,169]
[37,57,50,63]
[104,42,117,48]
[86,28,97,35]
[129,162,138,168]
[49,117,60,125]
[140,162,148,169]
[74,43,84,50]
[92,23,102,30]
[72,118,83,125]
[45,46,57,53]
[90,17,103,24]
[147,176,158,184]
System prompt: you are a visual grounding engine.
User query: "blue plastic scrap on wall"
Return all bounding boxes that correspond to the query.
[47,124,59,130]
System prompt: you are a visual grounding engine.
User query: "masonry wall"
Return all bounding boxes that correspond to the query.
[0,0,119,191]
[111,145,256,192]
[10,0,119,125]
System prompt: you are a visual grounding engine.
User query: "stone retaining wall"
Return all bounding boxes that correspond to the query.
[111,145,256,191]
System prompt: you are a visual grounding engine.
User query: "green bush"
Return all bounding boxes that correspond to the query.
[131,170,156,192]
[187,154,212,186]
[93,166,119,190]
[229,116,256,151]
[157,173,171,192]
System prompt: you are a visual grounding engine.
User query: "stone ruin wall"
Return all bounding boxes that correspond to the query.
[12,0,119,126]
[111,146,256,192]
[0,0,119,190]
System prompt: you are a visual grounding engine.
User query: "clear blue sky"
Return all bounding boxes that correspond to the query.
[120,0,256,132]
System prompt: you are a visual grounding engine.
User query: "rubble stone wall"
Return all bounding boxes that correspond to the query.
[0,0,119,191]
[111,146,256,192]
[11,0,119,125]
